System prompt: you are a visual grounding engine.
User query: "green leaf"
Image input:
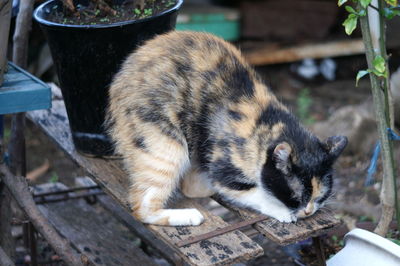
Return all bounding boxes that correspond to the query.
[343,14,358,35]
[356,70,370,86]
[345,5,356,13]
[338,0,348,6]
[385,0,398,7]
[390,238,400,246]
[373,55,386,73]
[49,172,59,183]
[383,7,400,19]
[360,0,372,8]
[372,69,388,78]
[358,8,367,16]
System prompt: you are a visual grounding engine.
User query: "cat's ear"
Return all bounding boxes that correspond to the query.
[325,136,348,159]
[273,142,292,174]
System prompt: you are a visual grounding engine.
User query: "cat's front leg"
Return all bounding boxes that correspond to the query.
[227,187,297,223]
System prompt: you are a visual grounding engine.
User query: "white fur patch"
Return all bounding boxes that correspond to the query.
[228,187,297,223]
[143,208,204,226]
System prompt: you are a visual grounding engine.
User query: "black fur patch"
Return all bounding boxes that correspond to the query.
[136,106,163,123]
[317,174,333,204]
[201,70,219,83]
[228,110,242,121]
[184,37,196,48]
[160,74,178,89]
[226,57,255,102]
[196,96,214,169]
[257,104,296,127]
[136,106,184,145]
[261,151,302,210]
[234,137,246,147]
[174,58,193,75]
[125,107,134,116]
[134,136,146,150]
[210,159,256,190]
[206,38,217,49]
[216,139,229,147]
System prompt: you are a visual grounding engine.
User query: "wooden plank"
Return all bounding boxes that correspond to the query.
[75,177,185,266]
[77,177,263,265]
[213,196,341,246]
[147,200,263,265]
[27,84,264,266]
[34,182,157,266]
[0,0,12,85]
[244,39,365,66]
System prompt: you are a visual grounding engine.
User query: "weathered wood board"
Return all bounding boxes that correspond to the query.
[27,84,263,266]
[213,196,341,246]
[34,183,157,266]
[75,177,185,266]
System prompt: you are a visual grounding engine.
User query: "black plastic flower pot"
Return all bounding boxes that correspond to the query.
[34,0,183,157]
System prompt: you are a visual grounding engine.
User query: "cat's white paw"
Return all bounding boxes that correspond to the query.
[168,208,205,226]
[262,208,297,223]
[273,212,297,223]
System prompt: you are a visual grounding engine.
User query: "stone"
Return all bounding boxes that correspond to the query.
[312,102,377,157]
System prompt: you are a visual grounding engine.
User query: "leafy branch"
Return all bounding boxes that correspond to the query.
[338,0,399,236]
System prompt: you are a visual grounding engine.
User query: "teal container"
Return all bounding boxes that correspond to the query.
[176,5,239,41]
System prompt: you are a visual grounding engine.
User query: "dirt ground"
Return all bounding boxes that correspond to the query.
[4,49,400,265]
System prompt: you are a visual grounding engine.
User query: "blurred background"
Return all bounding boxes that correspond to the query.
[2,0,400,265]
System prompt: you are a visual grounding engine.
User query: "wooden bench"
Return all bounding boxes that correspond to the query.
[34,182,158,266]
[27,84,341,265]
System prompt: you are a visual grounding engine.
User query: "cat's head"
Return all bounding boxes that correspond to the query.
[261,135,347,219]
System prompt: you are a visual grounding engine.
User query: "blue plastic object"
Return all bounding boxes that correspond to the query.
[0,62,51,115]
[365,128,400,186]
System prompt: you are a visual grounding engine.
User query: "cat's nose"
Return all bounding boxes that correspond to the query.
[304,210,311,216]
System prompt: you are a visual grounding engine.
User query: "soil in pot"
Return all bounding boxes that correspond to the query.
[47,0,178,25]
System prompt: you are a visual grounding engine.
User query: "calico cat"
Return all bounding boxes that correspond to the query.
[106,31,347,226]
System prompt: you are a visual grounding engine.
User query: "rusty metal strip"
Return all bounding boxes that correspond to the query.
[34,191,104,204]
[175,215,269,247]
[33,185,100,197]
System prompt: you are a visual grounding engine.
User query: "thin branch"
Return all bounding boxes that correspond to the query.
[358,2,397,236]
[378,0,399,232]
[0,164,86,266]
[12,0,34,68]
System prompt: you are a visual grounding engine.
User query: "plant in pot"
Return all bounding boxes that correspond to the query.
[34,0,183,157]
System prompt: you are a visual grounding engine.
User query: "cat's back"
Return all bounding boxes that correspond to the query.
[109,31,256,105]
[107,31,268,155]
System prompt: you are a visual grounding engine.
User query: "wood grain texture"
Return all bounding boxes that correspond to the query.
[27,84,263,265]
[0,164,84,266]
[75,177,185,266]
[34,183,156,266]
[148,200,263,266]
[213,196,341,246]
